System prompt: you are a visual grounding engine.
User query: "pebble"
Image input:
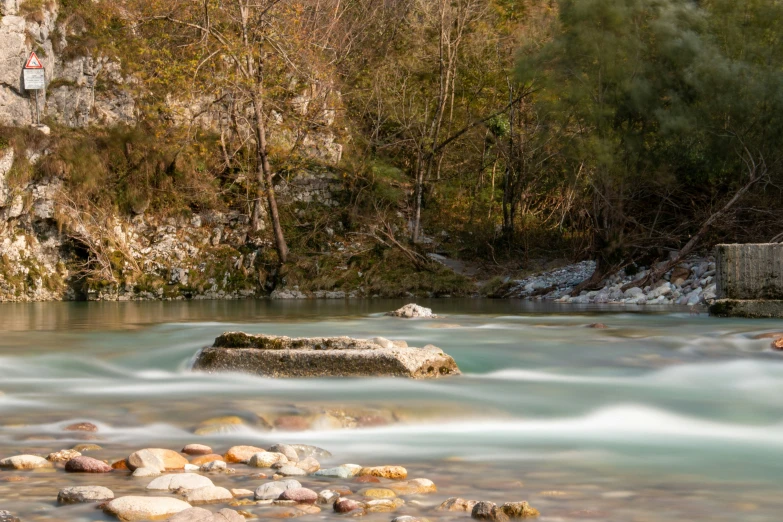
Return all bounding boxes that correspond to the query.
[201,460,227,472]
[191,454,225,466]
[392,517,431,522]
[63,421,99,432]
[224,445,266,464]
[183,486,234,505]
[359,466,407,479]
[438,497,479,512]
[268,444,299,462]
[365,498,404,513]
[388,479,437,495]
[248,452,287,468]
[103,496,192,521]
[276,465,307,477]
[254,479,302,500]
[0,455,53,470]
[359,488,397,499]
[278,487,318,503]
[182,444,213,455]
[48,449,81,462]
[500,502,539,519]
[472,501,507,522]
[146,473,214,491]
[65,456,113,473]
[185,463,200,471]
[334,498,363,513]
[231,488,254,498]
[194,416,246,436]
[128,448,188,471]
[313,464,360,479]
[57,485,114,503]
[317,490,339,504]
[112,459,129,470]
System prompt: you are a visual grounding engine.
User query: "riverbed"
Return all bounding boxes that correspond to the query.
[1,300,782,521]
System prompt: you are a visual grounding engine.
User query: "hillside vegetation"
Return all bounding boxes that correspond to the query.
[0,0,781,299]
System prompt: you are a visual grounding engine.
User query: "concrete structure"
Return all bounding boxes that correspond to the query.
[710,244,783,317]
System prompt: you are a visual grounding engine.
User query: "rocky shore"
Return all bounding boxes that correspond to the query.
[0,439,539,522]
[500,256,717,307]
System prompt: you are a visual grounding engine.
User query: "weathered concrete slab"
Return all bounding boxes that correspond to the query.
[191,333,461,378]
[711,244,783,317]
[715,243,783,299]
[709,299,783,319]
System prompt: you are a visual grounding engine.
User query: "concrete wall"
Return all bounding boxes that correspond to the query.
[715,243,783,299]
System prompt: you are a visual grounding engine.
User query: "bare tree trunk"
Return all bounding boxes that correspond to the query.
[251,78,288,264]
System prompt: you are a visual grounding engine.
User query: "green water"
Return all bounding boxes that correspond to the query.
[0,300,782,521]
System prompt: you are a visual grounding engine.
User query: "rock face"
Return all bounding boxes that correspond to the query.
[711,244,783,318]
[192,332,460,378]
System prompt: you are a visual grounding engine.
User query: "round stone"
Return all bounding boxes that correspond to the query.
[334,498,363,513]
[146,473,214,491]
[191,454,225,466]
[358,466,407,479]
[201,460,227,472]
[182,444,213,456]
[183,486,234,505]
[132,467,160,477]
[58,485,114,504]
[278,487,318,504]
[47,449,81,462]
[268,444,299,462]
[295,456,319,473]
[248,452,287,468]
[65,456,112,473]
[276,465,306,477]
[224,445,266,464]
[254,480,302,500]
[0,455,53,470]
[359,488,396,499]
[103,496,192,521]
[127,448,188,471]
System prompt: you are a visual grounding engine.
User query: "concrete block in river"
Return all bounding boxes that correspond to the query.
[715,243,783,299]
[711,244,783,317]
[191,332,461,378]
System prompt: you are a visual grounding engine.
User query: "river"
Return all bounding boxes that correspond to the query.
[0,300,782,521]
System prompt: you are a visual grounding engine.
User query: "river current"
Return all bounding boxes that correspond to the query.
[1,300,782,521]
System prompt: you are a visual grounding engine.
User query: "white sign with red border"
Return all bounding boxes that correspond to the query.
[23,52,45,90]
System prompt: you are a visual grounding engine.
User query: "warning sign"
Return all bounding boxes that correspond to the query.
[24,52,44,69]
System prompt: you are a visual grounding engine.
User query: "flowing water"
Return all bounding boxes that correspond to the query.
[1,300,783,521]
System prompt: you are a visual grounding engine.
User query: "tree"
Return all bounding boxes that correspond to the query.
[132,0,293,263]
[520,0,783,291]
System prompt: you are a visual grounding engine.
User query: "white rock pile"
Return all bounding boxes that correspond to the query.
[504,257,717,306]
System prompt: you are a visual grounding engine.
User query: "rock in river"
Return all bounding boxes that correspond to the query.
[0,455,53,470]
[182,444,213,456]
[224,445,266,464]
[104,496,192,521]
[255,479,302,500]
[359,466,407,480]
[278,487,318,504]
[183,486,234,505]
[65,456,113,473]
[127,448,189,471]
[192,332,460,378]
[0,511,19,522]
[500,502,540,519]
[147,473,214,491]
[386,304,436,318]
[58,485,114,503]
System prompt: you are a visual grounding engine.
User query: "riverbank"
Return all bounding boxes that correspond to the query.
[496,256,717,307]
